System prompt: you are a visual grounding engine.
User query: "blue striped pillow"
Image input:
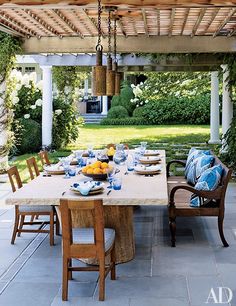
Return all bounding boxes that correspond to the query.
[185,148,211,178]
[190,164,223,207]
[187,154,214,185]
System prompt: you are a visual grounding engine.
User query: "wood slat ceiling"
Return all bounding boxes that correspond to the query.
[0,2,236,38]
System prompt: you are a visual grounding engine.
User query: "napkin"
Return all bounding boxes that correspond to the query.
[73,181,95,196]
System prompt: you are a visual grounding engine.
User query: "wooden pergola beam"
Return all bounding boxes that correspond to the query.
[191,8,206,37]
[22,36,236,53]
[142,8,149,37]
[169,8,175,37]
[83,8,106,38]
[180,8,189,35]
[213,8,236,37]
[0,0,236,7]
[0,22,24,36]
[204,7,219,34]
[156,8,160,35]
[117,18,126,37]
[53,9,84,38]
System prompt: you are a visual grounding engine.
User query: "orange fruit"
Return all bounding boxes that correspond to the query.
[102,168,108,174]
[94,168,103,174]
[86,168,94,174]
[101,162,109,169]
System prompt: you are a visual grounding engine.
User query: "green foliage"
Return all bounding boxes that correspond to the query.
[52,97,84,149]
[221,116,236,171]
[111,83,135,115]
[52,66,88,97]
[107,105,129,119]
[16,118,41,154]
[0,33,21,81]
[100,117,148,125]
[141,96,210,125]
[132,106,146,118]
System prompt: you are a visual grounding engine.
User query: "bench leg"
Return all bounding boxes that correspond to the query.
[169,217,176,247]
[218,217,229,247]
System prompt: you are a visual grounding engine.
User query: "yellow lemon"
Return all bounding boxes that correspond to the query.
[94,168,103,174]
[86,168,94,175]
[101,162,109,169]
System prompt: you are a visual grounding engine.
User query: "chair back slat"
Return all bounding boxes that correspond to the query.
[38,151,50,167]
[26,157,40,180]
[60,199,105,259]
[7,166,23,192]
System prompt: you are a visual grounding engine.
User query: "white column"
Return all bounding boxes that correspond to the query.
[209,71,221,144]
[41,66,53,148]
[84,78,89,100]
[221,65,233,136]
[101,96,108,115]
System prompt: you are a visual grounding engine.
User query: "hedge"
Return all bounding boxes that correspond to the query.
[100,117,149,125]
[107,105,129,119]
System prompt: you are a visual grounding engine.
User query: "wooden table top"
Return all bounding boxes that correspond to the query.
[6,150,168,207]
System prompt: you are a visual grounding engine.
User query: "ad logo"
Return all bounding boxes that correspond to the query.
[206,287,233,304]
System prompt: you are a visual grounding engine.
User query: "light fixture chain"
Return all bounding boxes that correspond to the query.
[114,18,117,62]
[108,10,112,56]
[97,0,102,49]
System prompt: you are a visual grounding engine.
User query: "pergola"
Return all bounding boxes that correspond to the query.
[1,0,236,147]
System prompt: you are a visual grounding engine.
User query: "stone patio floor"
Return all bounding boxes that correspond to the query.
[0,181,236,306]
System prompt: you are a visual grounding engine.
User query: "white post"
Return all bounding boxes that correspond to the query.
[84,78,89,100]
[101,96,108,115]
[41,66,53,147]
[221,64,233,151]
[209,71,221,144]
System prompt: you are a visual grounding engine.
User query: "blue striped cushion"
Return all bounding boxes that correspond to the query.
[185,148,211,178]
[190,164,223,207]
[187,154,214,185]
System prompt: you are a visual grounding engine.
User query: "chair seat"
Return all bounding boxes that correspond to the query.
[73,228,115,252]
[18,205,53,213]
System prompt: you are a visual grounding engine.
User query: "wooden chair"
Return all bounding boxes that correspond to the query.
[26,156,40,180]
[60,199,116,301]
[38,150,51,168]
[7,166,56,245]
[167,155,232,247]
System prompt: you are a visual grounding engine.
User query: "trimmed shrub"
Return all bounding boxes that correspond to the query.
[111,84,135,115]
[100,117,148,125]
[133,106,146,118]
[16,118,41,154]
[142,95,210,125]
[107,106,129,119]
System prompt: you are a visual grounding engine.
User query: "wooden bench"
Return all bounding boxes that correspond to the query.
[166,154,232,247]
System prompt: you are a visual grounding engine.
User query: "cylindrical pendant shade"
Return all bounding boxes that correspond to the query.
[106,70,115,96]
[115,72,121,95]
[94,65,106,96]
[92,49,107,96]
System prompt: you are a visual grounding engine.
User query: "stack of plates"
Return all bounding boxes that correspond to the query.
[139,156,161,165]
[44,164,65,175]
[70,181,104,196]
[143,150,159,156]
[134,165,162,175]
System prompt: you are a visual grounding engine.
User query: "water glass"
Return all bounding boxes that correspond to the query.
[107,170,115,189]
[87,145,94,158]
[113,177,122,190]
[127,161,134,172]
[68,168,76,177]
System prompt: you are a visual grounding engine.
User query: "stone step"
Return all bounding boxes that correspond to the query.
[82,113,107,124]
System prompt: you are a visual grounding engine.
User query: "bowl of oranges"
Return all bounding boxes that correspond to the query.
[82,161,113,180]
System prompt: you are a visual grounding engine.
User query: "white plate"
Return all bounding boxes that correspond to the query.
[134,165,162,173]
[139,156,161,164]
[44,164,65,174]
[143,150,160,156]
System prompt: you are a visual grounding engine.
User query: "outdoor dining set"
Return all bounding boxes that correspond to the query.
[5,144,231,301]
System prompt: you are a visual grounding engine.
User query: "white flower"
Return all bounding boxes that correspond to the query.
[131,84,135,88]
[145,100,149,104]
[55,109,62,115]
[29,72,37,83]
[35,99,42,106]
[36,80,43,91]
[21,74,30,86]
[24,114,30,119]
[30,105,36,109]
[64,86,71,95]
[15,83,22,91]
[12,96,19,105]
[10,69,23,81]
[140,101,143,105]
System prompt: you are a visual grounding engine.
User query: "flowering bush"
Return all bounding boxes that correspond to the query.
[130,82,150,108]
[9,70,83,153]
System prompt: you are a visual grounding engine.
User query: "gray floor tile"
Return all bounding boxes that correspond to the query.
[12,258,62,284]
[94,276,188,299]
[57,281,97,298]
[116,259,151,277]
[152,245,218,276]
[0,282,60,306]
[51,296,130,306]
[130,297,190,306]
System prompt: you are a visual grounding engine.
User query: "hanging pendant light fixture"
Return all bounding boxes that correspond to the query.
[113,17,121,96]
[92,0,106,96]
[106,8,115,96]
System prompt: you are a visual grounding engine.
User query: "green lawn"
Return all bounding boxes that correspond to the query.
[68,124,212,149]
[10,124,220,182]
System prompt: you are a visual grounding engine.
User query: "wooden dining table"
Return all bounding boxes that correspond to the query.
[6,150,168,264]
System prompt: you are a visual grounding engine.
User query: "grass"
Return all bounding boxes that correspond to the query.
[10,124,220,182]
